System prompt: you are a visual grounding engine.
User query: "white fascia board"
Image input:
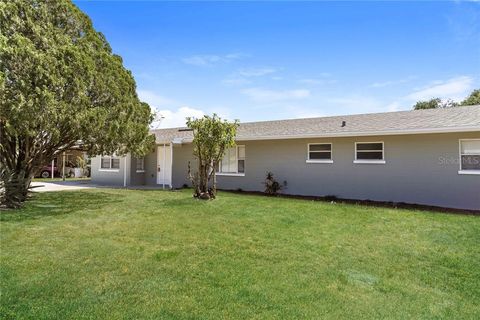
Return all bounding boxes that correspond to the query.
[169,126,480,144]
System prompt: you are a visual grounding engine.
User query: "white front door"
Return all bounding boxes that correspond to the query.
[157,144,172,186]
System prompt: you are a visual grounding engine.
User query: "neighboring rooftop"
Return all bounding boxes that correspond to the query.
[152,105,480,143]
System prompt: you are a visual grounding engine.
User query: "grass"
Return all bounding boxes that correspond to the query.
[1,189,479,319]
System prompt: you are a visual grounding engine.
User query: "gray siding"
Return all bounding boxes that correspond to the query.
[169,132,480,210]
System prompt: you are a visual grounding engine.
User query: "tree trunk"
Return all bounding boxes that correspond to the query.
[1,169,32,208]
[199,163,206,193]
[212,170,217,196]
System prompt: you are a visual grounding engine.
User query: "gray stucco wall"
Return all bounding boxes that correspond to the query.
[91,154,132,186]
[169,132,480,210]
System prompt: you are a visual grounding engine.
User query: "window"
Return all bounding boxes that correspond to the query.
[136,157,145,172]
[307,143,332,163]
[100,156,120,170]
[459,139,480,174]
[216,145,245,175]
[354,142,385,164]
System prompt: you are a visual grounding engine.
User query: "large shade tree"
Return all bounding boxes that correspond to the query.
[0,0,155,207]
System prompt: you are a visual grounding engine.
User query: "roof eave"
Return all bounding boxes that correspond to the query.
[157,126,480,144]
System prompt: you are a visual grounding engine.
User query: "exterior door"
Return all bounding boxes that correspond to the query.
[157,144,172,186]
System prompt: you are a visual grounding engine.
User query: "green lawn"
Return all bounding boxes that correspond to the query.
[1,189,479,319]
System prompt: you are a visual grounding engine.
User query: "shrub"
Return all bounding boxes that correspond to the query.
[264,172,282,195]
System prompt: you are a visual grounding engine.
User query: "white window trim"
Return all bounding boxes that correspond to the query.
[136,157,145,173]
[216,172,246,177]
[216,145,245,175]
[354,141,385,164]
[458,139,480,175]
[306,159,334,164]
[458,170,480,175]
[100,156,120,171]
[353,160,386,164]
[306,143,333,164]
[99,169,120,172]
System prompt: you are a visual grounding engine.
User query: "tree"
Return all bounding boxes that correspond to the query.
[186,114,239,199]
[0,0,155,208]
[413,98,457,110]
[413,98,442,110]
[460,89,480,106]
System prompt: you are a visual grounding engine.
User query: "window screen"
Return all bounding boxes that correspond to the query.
[356,143,384,160]
[217,146,245,174]
[460,140,480,171]
[308,144,332,160]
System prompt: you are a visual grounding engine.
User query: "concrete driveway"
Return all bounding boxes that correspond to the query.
[30,180,97,192]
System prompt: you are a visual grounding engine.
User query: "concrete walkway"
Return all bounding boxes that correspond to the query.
[30,180,97,192]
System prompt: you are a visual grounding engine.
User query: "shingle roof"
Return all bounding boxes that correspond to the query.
[152,105,480,143]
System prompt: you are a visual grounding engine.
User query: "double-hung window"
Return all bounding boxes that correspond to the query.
[136,157,145,172]
[100,156,120,170]
[459,139,480,174]
[216,145,245,175]
[354,142,385,164]
[306,143,333,163]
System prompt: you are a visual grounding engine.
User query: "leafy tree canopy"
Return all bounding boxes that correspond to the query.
[0,0,155,207]
[186,114,239,199]
[460,89,480,106]
[413,89,480,110]
[413,98,458,110]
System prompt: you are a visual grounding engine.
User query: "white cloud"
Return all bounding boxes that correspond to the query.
[288,106,326,119]
[154,106,205,129]
[223,67,277,86]
[325,96,386,114]
[138,89,206,128]
[242,87,310,102]
[384,101,404,112]
[237,67,276,77]
[406,76,473,101]
[137,90,175,108]
[298,73,335,85]
[370,76,416,88]
[222,77,252,86]
[370,80,399,88]
[182,53,246,66]
[299,78,337,85]
[182,55,222,66]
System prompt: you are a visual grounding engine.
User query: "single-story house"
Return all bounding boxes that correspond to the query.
[91,105,480,210]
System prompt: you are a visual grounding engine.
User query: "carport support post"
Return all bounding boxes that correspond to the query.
[123,156,127,187]
[51,159,54,179]
[62,152,66,181]
[163,143,166,190]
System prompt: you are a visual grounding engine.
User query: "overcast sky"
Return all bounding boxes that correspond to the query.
[75,1,480,128]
